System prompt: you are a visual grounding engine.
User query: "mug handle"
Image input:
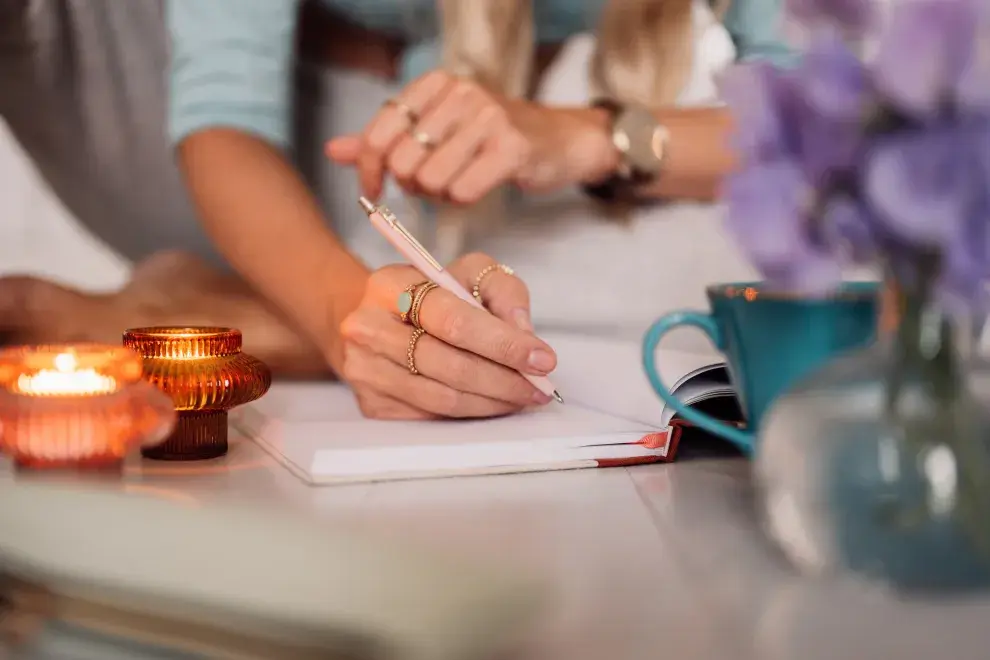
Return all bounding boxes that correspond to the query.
[641,311,755,454]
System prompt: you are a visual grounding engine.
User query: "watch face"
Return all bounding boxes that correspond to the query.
[613,106,667,176]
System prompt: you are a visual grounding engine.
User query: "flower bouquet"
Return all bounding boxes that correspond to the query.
[722,0,990,591]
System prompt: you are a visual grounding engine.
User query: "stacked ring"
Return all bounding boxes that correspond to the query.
[407,328,426,375]
[409,282,440,329]
[472,264,515,305]
[397,282,427,324]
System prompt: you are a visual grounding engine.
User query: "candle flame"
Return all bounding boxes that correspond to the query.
[15,351,118,396]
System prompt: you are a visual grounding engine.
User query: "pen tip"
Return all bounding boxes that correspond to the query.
[553,390,565,404]
[357,196,376,215]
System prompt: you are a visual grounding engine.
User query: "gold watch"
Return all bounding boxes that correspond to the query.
[583,98,670,203]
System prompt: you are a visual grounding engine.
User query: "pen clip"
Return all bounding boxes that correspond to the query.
[377,204,444,272]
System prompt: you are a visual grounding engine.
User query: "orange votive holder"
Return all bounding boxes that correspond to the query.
[122,327,271,461]
[0,344,176,471]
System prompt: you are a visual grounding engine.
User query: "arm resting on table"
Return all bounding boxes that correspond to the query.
[167,0,368,371]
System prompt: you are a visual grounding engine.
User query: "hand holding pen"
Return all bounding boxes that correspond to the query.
[335,199,561,420]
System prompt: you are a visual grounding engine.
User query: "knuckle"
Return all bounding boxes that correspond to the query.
[364,130,390,153]
[415,169,446,196]
[446,358,474,387]
[460,251,490,267]
[355,392,387,419]
[495,335,528,366]
[439,310,468,344]
[435,387,463,417]
[387,150,415,180]
[449,181,481,205]
[340,345,364,384]
[339,312,376,347]
[368,265,402,291]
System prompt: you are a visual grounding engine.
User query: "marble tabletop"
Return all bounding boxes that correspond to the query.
[9,427,984,660]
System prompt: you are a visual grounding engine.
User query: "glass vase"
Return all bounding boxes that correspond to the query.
[757,274,990,593]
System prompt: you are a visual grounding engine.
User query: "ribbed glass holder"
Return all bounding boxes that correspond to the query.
[123,327,271,461]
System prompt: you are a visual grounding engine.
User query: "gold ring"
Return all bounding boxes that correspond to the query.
[397,282,425,324]
[410,281,440,330]
[384,98,420,124]
[407,328,426,375]
[472,264,515,305]
[410,129,438,149]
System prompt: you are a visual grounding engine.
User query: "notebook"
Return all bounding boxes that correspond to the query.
[548,333,737,428]
[0,479,546,660]
[235,333,737,485]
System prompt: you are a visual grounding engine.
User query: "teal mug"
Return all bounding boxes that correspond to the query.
[642,282,879,454]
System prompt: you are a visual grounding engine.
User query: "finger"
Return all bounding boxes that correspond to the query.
[343,307,546,406]
[448,134,528,204]
[345,344,521,419]
[324,134,362,164]
[354,390,438,421]
[359,72,454,198]
[387,82,485,183]
[447,254,532,332]
[414,106,499,196]
[361,263,554,376]
[415,287,556,376]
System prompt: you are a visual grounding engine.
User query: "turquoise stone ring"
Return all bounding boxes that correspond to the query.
[397,286,416,323]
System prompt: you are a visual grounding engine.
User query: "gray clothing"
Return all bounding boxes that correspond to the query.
[2,1,241,266]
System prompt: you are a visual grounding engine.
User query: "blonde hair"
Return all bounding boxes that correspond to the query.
[433,0,725,259]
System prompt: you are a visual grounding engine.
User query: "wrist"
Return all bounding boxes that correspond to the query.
[572,107,621,185]
[314,252,370,374]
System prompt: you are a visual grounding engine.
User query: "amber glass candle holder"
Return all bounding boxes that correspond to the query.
[122,327,271,461]
[0,345,176,471]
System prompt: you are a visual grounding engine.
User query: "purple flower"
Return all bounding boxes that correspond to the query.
[719,63,793,164]
[864,125,987,248]
[723,161,843,293]
[873,0,983,118]
[721,48,866,183]
[955,4,990,113]
[819,196,880,262]
[799,34,872,123]
[786,0,877,37]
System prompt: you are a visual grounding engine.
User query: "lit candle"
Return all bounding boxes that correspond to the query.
[0,345,175,471]
[14,351,118,396]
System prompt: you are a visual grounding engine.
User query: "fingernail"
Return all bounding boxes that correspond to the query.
[512,307,534,332]
[532,390,552,405]
[527,349,555,374]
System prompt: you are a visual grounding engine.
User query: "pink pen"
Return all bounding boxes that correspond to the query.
[358,196,564,404]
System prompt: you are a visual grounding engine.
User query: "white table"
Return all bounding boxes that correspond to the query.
[9,426,987,660]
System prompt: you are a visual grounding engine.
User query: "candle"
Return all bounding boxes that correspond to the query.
[123,327,271,461]
[0,345,175,471]
[14,351,118,396]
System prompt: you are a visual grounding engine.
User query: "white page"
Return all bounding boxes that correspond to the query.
[546,333,724,427]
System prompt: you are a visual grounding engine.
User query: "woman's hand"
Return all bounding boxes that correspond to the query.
[338,252,557,420]
[325,70,617,203]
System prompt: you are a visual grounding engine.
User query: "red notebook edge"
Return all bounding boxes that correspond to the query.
[594,423,684,468]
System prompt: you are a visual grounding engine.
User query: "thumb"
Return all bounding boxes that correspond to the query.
[325,135,362,164]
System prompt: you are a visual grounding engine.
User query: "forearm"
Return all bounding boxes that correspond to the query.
[582,105,736,202]
[177,129,369,368]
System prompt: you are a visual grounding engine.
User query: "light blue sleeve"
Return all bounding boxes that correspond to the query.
[722,0,798,67]
[166,0,301,148]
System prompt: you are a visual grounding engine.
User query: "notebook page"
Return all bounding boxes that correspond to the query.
[546,333,722,426]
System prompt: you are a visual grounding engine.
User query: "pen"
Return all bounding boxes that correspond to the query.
[358,196,564,404]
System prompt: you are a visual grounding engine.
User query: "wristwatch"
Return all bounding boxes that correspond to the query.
[582,98,670,203]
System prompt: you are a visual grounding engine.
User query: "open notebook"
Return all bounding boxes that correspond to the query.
[235,333,737,485]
